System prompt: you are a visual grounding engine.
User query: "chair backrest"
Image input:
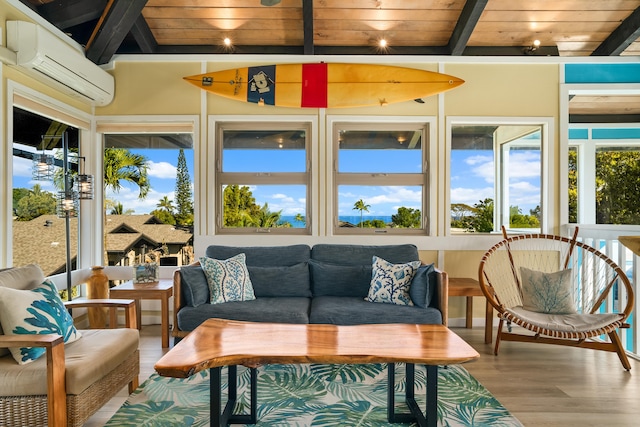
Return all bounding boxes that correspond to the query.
[479,231,634,320]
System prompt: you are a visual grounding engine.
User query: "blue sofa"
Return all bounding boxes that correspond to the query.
[172,244,448,341]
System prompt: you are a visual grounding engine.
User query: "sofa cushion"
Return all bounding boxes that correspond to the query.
[410,263,436,308]
[247,263,311,297]
[311,244,419,265]
[179,265,209,307]
[200,254,256,304]
[309,260,372,297]
[0,279,81,365]
[0,328,139,396]
[366,256,421,306]
[0,265,45,357]
[177,297,311,331]
[205,245,311,267]
[310,296,443,325]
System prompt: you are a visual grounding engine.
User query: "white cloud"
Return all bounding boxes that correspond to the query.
[147,160,176,179]
[451,186,494,206]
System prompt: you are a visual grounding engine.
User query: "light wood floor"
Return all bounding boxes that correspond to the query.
[85,324,640,426]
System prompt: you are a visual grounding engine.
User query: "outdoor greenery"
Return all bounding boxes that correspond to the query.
[451,198,540,232]
[13,184,56,221]
[174,149,194,226]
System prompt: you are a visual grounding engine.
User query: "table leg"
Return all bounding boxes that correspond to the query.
[465,296,473,328]
[209,366,257,426]
[387,363,437,427]
[160,295,169,348]
[135,299,142,331]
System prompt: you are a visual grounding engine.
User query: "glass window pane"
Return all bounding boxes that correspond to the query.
[222,129,306,173]
[450,124,541,233]
[337,185,422,228]
[595,146,640,225]
[222,184,307,229]
[338,130,422,173]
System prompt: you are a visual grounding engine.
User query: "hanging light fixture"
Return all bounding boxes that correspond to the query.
[32,151,55,181]
[57,190,78,218]
[75,157,94,200]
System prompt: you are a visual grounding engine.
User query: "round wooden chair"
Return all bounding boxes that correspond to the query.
[478,227,634,370]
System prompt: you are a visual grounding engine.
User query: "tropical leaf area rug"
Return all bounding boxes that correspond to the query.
[106,363,523,427]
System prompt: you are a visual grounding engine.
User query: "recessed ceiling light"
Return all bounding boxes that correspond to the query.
[379,39,388,48]
[223,37,232,47]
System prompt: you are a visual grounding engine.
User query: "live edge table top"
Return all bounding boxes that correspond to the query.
[154,319,480,379]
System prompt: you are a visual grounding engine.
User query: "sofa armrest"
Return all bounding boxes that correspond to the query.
[172,261,201,339]
[0,334,67,426]
[64,298,138,329]
[434,268,449,326]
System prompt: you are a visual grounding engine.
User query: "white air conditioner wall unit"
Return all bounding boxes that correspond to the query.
[6,20,115,106]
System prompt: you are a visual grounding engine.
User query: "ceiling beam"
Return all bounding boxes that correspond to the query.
[130,15,158,53]
[448,0,489,55]
[37,0,108,29]
[592,6,640,56]
[85,0,149,65]
[302,0,314,55]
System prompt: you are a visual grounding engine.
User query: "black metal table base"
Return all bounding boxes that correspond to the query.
[210,365,257,426]
[387,363,438,427]
[209,363,437,427]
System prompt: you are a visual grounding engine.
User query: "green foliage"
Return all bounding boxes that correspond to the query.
[568,149,578,223]
[150,208,176,225]
[391,206,421,228]
[510,205,540,228]
[14,184,56,221]
[467,198,494,233]
[358,219,387,228]
[223,185,261,226]
[103,148,150,199]
[595,150,640,224]
[174,149,194,226]
[110,202,134,215]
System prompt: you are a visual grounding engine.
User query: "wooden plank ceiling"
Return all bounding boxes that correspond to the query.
[21,0,640,64]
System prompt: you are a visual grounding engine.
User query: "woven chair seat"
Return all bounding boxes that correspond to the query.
[503,307,624,339]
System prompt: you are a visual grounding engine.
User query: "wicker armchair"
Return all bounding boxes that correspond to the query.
[479,227,634,370]
[0,265,140,427]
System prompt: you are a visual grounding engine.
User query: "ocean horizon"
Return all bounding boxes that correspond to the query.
[280,215,393,228]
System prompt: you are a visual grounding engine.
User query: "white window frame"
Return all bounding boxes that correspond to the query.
[212,116,316,235]
[327,116,436,236]
[445,116,554,235]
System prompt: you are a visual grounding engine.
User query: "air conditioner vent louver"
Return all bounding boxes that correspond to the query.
[7,21,114,106]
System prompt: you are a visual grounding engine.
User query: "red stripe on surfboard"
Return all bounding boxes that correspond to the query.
[301,63,328,108]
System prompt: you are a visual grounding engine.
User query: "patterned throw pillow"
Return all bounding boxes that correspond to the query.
[520,267,576,314]
[0,279,81,365]
[366,256,421,306]
[199,254,256,304]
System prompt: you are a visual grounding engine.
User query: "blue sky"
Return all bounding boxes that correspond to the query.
[13,145,540,216]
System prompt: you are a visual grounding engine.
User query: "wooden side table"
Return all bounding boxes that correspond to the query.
[449,278,493,344]
[110,279,173,348]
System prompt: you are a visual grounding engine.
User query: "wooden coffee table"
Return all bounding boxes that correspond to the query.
[155,319,479,427]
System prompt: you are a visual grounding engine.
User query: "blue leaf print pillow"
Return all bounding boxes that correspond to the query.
[199,254,256,304]
[366,256,421,306]
[0,279,81,364]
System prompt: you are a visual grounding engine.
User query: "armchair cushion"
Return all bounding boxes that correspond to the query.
[0,279,81,365]
[0,328,139,396]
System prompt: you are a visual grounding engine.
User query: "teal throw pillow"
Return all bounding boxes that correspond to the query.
[0,279,81,365]
[366,256,421,306]
[409,263,435,308]
[520,267,576,314]
[200,254,256,305]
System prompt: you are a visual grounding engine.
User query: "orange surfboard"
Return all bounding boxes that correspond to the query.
[183,63,464,108]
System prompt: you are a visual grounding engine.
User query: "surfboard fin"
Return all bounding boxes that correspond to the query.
[414,98,425,104]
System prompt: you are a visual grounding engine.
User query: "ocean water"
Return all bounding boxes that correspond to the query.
[280,215,393,228]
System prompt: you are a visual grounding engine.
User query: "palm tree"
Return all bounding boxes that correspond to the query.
[103,148,150,262]
[353,199,370,228]
[242,203,283,227]
[157,196,175,214]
